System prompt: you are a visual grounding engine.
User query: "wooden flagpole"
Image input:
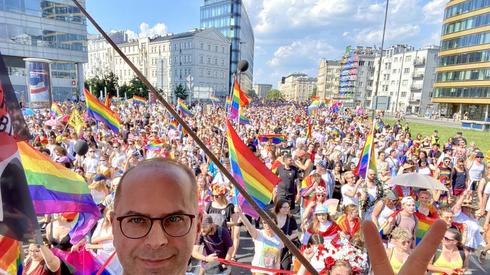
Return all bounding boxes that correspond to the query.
[71,1,319,274]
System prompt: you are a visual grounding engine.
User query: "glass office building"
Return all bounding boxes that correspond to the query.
[0,0,87,102]
[200,0,254,93]
[434,0,490,130]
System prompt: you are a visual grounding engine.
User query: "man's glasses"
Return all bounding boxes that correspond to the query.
[116,214,195,239]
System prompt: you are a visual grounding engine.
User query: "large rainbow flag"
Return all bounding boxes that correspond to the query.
[353,129,376,178]
[18,141,100,244]
[226,120,280,217]
[177,98,193,117]
[0,236,22,275]
[84,89,121,134]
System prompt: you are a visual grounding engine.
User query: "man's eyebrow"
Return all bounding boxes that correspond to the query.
[118,210,191,217]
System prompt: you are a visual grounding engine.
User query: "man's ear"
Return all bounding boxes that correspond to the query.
[195,211,203,241]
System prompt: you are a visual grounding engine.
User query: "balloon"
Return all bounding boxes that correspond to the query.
[74,140,89,156]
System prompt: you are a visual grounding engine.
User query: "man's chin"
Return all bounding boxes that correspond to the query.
[133,255,183,274]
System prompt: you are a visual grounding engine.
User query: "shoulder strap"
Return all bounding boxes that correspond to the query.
[432,249,441,264]
[459,249,466,264]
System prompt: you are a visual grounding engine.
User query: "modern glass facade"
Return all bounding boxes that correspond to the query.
[200,0,254,92]
[0,0,87,102]
[434,0,490,126]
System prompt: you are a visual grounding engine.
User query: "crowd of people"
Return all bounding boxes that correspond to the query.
[18,98,490,275]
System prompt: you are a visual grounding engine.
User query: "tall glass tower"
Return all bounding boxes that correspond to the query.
[200,0,254,93]
[0,0,88,102]
[434,0,490,129]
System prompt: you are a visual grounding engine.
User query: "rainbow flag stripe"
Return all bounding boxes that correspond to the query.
[354,130,376,178]
[414,212,436,245]
[227,120,280,211]
[50,103,63,117]
[133,95,146,105]
[257,134,287,144]
[0,236,22,275]
[209,95,220,102]
[177,98,193,117]
[84,89,121,134]
[18,141,100,243]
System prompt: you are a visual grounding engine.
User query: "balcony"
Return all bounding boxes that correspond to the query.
[413,73,424,80]
[411,84,423,91]
[414,59,426,67]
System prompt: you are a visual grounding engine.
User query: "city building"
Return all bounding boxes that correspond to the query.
[279,73,317,102]
[433,0,490,130]
[200,0,254,93]
[0,0,88,102]
[316,59,340,99]
[253,83,272,98]
[371,44,439,115]
[85,28,230,102]
[338,46,377,108]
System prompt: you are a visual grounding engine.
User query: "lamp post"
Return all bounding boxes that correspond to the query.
[372,0,390,117]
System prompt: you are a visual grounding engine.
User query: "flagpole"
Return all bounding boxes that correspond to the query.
[70,2,319,274]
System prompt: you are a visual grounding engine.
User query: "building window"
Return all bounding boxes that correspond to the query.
[200,56,203,64]
[405,56,412,62]
[402,80,408,86]
[404,68,410,74]
[401,92,407,97]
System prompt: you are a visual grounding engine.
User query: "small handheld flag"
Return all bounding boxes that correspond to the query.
[84,89,121,134]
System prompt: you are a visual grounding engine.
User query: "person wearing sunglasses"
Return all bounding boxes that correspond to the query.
[427,228,467,275]
[111,158,200,275]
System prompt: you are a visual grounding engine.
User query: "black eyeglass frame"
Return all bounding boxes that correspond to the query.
[116,213,196,239]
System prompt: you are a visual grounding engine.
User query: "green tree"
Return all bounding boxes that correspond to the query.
[174,84,188,100]
[126,76,148,98]
[119,84,130,99]
[84,72,119,98]
[266,89,283,100]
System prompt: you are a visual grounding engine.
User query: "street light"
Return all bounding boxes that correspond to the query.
[372,0,390,117]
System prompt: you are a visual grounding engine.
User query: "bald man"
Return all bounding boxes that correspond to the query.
[111,158,201,275]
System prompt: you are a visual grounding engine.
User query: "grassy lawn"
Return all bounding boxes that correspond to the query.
[382,118,489,153]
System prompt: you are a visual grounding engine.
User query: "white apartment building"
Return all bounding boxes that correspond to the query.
[279,73,317,102]
[253,83,272,98]
[85,28,230,102]
[371,45,439,115]
[316,59,340,98]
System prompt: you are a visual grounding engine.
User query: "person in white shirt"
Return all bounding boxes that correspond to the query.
[341,171,362,206]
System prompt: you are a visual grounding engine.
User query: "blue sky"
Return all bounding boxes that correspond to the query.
[86,0,448,87]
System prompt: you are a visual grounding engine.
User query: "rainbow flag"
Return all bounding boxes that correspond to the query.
[257,134,287,144]
[414,212,437,245]
[239,108,250,125]
[227,120,280,217]
[229,79,250,119]
[50,102,63,118]
[0,236,22,275]
[18,141,100,244]
[209,95,220,102]
[133,95,146,105]
[169,119,179,130]
[177,98,193,117]
[353,129,376,178]
[145,141,164,151]
[84,89,121,134]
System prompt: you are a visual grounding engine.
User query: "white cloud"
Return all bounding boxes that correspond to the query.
[138,22,168,38]
[267,38,337,68]
[125,30,137,40]
[355,24,421,45]
[423,0,448,23]
[253,0,359,35]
